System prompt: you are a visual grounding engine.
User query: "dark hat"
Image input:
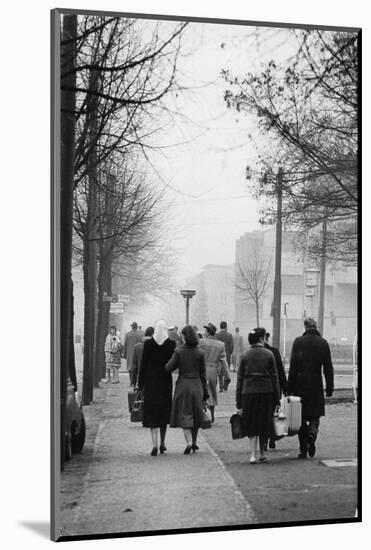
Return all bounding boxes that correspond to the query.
[203,323,217,336]
[131,321,138,329]
[304,317,317,329]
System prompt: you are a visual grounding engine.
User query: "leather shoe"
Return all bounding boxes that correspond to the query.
[298,452,307,459]
[307,436,316,458]
[223,378,231,391]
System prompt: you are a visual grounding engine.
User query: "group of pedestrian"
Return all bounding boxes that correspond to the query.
[105,315,334,464]
[236,318,334,463]
[134,319,237,456]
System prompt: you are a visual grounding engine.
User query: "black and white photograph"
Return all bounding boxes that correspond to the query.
[3,1,366,548]
[51,6,360,541]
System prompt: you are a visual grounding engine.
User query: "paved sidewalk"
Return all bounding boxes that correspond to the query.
[60,372,256,538]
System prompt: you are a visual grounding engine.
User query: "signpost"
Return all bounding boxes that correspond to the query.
[110,302,125,314]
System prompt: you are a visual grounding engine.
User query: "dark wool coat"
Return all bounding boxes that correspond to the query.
[287,329,334,420]
[138,337,176,428]
[236,344,280,409]
[264,343,288,396]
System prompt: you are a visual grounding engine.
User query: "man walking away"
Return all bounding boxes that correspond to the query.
[216,321,234,391]
[199,323,231,423]
[123,322,143,386]
[288,317,334,459]
[232,327,243,372]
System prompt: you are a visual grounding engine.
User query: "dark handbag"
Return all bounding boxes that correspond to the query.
[130,391,144,422]
[128,388,137,413]
[230,412,244,439]
[200,406,212,429]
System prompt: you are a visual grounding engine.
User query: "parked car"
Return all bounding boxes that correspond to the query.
[64,377,86,461]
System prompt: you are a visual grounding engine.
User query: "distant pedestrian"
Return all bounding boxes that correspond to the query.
[216,321,234,391]
[138,320,176,456]
[199,323,230,423]
[131,326,154,388]
[236,328,280,464]
[287,318,334,459]
[165,325,209,454]
[137,325,145,339]
[168,326,181,346]
[232,327,244,372]
[109,336,122,384]
[104,326,118,383]
[258,328,288,450]
[123,322,143,386]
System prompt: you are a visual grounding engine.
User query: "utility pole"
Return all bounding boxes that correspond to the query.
[272,168,283,350]
[318,218,328,335]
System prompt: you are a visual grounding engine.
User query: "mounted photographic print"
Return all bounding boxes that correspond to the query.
[51,7,361,542]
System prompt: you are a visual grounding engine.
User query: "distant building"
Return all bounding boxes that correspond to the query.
[235,228,357,359]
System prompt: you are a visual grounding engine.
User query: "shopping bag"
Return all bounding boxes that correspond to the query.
[201,407,212,429]
[230,412,244,440]
[273,409,288,438]
[130,391,144,422]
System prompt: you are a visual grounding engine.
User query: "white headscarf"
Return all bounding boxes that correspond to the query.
[153,319,169,346]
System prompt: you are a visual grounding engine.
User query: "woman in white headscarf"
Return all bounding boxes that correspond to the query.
[138,320,176,456]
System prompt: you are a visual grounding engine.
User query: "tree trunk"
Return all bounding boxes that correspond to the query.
[94,253,113,384]
[60,14,77,469]
[81,68,99,405]
[255,299,260,327]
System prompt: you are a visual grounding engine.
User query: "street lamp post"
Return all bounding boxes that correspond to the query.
[180,289,196,325]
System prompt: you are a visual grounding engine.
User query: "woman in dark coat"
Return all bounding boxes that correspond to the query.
[165,325,209,454]
[236,328,280,463]
[138,320,176,456]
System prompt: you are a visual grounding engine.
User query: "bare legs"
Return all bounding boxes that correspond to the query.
[248,436,257,463]
[150,426,167,456]
[191,427,199,451]
[150,428,159,455]
[249,435,267,463]
[159,426,167,453]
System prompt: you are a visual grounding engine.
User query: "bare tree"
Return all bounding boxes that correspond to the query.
[64,15,188,403]
[223,29,358,264]
[235,240,272,326]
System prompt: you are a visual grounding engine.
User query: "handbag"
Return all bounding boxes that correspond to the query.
[200,406,212,429]
[230,411,244,440]
[130,391,144,422]
[273,407,288,438]
[128,388,138,413]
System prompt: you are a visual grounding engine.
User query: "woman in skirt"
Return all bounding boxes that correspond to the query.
[165,325,209,454]
[236,328,280,463]
[138,320,176,456]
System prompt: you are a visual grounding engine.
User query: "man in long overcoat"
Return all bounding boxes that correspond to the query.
[123,322,143,386]
[216,321,234,391]
[288,317,334,459]
[199,323,231,423]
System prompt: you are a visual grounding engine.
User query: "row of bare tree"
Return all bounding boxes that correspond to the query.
[59,13,188,464]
